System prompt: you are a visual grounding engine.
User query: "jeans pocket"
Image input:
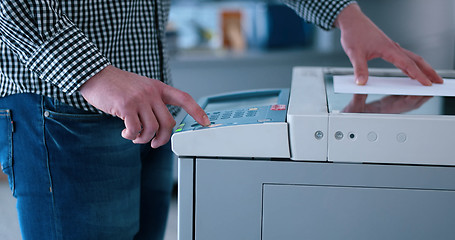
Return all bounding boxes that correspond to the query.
[0,109,14,194]
[45,100,109,121]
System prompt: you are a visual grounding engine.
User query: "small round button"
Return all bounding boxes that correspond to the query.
[314,131,324,140]
[367,132,378,142]
[396,133,407,143]
[334,131,344,140]
[44,111,50,117]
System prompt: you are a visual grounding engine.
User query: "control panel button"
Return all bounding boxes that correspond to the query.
[367,132,378,142]
[334,131,344,140]
[314,131,324,140]
[396,133,407,143]
[258,119,272,123]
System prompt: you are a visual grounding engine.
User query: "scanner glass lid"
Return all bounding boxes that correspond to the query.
[325,74,455,116]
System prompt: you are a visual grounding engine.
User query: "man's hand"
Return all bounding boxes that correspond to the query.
[335,3,443,86]
[80,65,210,148]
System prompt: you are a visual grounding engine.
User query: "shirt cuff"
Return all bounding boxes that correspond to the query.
[26,20,110,95]
[284,0,357,31]
[322,0,357,30]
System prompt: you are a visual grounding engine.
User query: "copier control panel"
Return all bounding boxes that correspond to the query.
[172,89,290,159]
[175,89,289,132]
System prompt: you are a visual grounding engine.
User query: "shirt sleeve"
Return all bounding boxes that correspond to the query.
[0,0,110,94]
[282,0,357,30]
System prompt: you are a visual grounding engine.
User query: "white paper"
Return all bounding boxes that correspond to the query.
[333,75,455,96]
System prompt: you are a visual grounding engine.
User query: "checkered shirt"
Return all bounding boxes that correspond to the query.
[0,0,354,114]
[283,0,357,30]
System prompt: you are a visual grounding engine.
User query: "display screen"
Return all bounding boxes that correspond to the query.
[204,94,279,112]
[325,74,455,116]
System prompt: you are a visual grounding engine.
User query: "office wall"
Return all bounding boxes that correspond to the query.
[358,0,455,69]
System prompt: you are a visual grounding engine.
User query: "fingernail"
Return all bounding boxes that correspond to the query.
[150,141,158,149]
[356,76,366,85]
[203,114,211,126]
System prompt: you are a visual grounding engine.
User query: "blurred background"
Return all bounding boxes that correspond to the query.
[168,0,455,178]
[1,0,455,239]
[168,0,455,119]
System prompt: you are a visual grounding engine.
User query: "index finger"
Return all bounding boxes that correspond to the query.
[162,85,210,126]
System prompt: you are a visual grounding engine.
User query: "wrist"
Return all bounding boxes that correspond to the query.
[334,3,364,30]
[79,65,114,96]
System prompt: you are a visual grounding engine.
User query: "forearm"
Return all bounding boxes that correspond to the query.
[0,0,109,94]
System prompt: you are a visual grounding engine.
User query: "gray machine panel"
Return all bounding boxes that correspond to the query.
[191,158,455,240]
[177,158,194,240]
[263,184,455,240]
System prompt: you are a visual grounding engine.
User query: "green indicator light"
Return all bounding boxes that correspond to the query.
[174,123,185,133]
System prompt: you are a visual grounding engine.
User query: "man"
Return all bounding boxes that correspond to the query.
[0,0,442,239]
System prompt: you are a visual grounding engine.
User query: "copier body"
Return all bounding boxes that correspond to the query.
[172,67,455,240]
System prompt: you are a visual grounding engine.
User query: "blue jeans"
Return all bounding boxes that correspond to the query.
[0,93,174,240]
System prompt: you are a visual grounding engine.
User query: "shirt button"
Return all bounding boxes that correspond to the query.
[44,111,50,117]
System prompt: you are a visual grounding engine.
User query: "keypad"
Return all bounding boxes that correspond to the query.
[246,110,257,117]
[233,110,245,118]
[209,112,221,121]
[221,111,233,119]
[207,108,258,121]
[186,106,276,131]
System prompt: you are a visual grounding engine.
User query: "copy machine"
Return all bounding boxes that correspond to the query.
[171,67,455,240]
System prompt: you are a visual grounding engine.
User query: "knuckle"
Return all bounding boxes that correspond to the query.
[166,113,177,126]
[158,121,173,132]
[164,119,176,130]
[149,123,159,134]
[170,118,176,127]
[143,84,156,95]
[116,96,138,110]
[413,54,424,63]
[198,111,207,120]
[381,50,397,61]
[400,53,415,65]
[393,56,412,68]
[179,92,193,103]
[123,130,137,140]
[123,134,135,140]
[129,125,142,134]
[142,126,155,136]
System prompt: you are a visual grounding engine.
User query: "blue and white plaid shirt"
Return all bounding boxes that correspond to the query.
[0,0,354,113]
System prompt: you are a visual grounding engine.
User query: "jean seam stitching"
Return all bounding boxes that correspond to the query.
[2,110,15,196]
[8,110,15,196]
[42,96,61,240]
